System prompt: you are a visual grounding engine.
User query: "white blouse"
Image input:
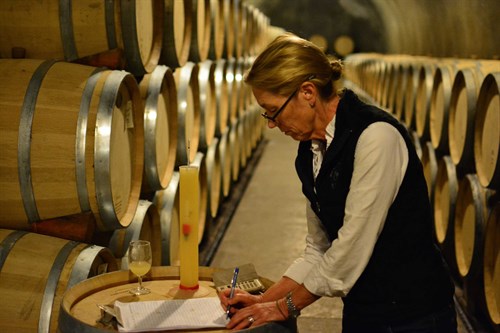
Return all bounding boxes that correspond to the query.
[284,119,409,297]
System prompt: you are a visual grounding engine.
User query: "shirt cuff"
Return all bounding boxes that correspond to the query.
[283,257,315,284]
[303,268,348,297]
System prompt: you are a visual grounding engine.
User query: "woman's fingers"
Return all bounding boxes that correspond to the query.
[218,288,247,312]
[226,302,280,330]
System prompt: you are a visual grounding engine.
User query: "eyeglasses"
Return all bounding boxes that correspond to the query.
[260,75,315,123]
[260,89,297,122]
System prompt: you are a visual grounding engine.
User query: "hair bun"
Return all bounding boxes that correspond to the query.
[330,60,343,81]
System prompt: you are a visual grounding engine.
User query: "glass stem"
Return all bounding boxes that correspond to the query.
[138,275,143,290]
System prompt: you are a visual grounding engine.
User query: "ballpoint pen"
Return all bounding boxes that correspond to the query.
[226,267,239,319]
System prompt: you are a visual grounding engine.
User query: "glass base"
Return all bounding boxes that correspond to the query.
[167,284,210,298]
[129,286,151,296]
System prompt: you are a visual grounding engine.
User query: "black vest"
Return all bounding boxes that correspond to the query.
[295,90,454,324]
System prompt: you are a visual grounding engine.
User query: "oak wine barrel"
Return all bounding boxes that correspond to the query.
[219,130,233,198]
[433,156,461,284]
[191,152,209,244]
[139,65,178,193]
[239,111,252,168]
[483,202,500,328]
[448,68,480,174]
[0,0,162,76]
[421,141,439,204]
[0,59,144,231]
[234,57,247,118]
[206,138,223,219]
[174,62,201,167]
[198,60,218,151]
[214,58,230,136]
[474,72,500,189]
[236,117,248,170]
[379,58,397,109]
[229,121,241,182]
[403,62,421,129]
[58,266,296,333]
[433,156,459,246]
[222,0,235,59]
[153,172,180,266]
[240,3,254,58]
[415,61,437,141]
[394,62,410,121]
[249,104,266,151]
[226,57,240,124]
[160,0,192,68]
[429,63,456,154]
[108,200,162,269]
[189,0,211,62]
[454,174,490,317]
[243,57,255,109]
[207,0,226,60]
[0,229,117,333]
[428,60,499,155]
[372,59,387,105]
[233,0,246,58]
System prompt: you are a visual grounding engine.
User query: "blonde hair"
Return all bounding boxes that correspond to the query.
[245,32,343,99]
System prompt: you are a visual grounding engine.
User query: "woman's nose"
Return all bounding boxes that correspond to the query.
[267,120,277,129]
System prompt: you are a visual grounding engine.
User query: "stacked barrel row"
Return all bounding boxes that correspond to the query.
[135,57,267,269]
[0,1,270,333]
[344,53,500,332]
[0,0,271,75]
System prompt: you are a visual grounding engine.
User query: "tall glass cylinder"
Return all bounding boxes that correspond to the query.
[179,165,200,290]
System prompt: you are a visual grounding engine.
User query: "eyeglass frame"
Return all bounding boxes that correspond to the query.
[260,75,316,122]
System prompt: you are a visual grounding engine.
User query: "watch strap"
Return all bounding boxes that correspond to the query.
[285,292,300,318]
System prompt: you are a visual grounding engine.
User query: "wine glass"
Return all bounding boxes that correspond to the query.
[128,240,152,295]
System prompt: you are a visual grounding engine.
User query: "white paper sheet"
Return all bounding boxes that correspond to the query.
[115,297,229,332]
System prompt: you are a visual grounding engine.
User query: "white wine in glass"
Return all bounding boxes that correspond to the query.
[128,240,152,295]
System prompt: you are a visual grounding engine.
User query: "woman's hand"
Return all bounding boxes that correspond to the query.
[225,300,287,330]
[218,288,287,330]
[218,288,262,316]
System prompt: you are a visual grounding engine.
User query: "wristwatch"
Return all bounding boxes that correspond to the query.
[285,292,300,318]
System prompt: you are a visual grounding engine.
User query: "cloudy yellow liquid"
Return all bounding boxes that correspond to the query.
[129,261,151,277]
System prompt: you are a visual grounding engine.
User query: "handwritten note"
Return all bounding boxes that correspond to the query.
[115,297,228,332]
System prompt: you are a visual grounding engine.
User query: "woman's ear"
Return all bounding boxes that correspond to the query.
[301,82,316,107]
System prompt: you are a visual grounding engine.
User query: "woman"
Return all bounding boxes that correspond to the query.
[219,33,457,333]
